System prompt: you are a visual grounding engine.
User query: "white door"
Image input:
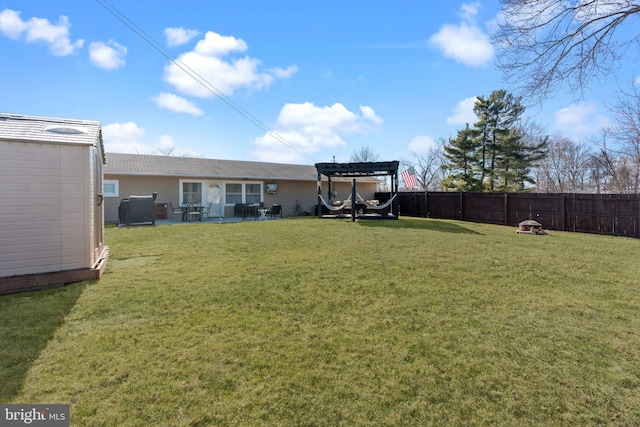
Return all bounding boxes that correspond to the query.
[207,182,223,217]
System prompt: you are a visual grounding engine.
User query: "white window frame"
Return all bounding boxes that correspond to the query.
[179,180,205,205]
[224,181,263,205]
[103,180,119,197]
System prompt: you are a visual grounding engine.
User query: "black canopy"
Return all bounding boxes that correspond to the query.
[315,161,399,221]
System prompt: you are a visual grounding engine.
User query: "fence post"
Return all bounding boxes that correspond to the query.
[504,193,509,225]
[459,192,463,220]
[561,194,566,231]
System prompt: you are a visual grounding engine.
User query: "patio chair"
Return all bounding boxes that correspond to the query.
[201,202,213,219]
[186,206,202,221]
[234,203,244,218]
[266,204,282,219]
[168,202,184,221]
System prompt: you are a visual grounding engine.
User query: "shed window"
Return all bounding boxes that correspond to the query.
[104,180,119,197]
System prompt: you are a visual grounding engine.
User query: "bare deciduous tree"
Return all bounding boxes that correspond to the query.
[350,146,379,162]
[493,0,640,102]
[407,138,447,191]
[608,83,640,192]
[154,144,177,156]
[535,135,593,192]
[588,129,638,193]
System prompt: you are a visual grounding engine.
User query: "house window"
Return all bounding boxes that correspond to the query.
[104,180,119,197]
[182,182,202,204]
[225,183,243,204]
[225,182,263,204]
[246,183,261,204]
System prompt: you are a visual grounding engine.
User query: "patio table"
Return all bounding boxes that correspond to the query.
[257,208,269,220]
[182,205,202,221]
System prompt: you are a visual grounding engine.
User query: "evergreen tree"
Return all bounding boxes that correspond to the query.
[504,130,548,191]
[441,124,482,191]
[442,89,548,192]
[473,89,525,191]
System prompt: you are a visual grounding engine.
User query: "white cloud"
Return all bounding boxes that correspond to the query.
[459,2,481,21]
[163,30,297,97]
[152,92,203,116]
[251,102,383,163]
[103,122,199,156]
[193,31,247,56]
[429,3,494,67]
[164,27,200,47]
[152,134,200,157]
[359,106,383,125]
[408,135,437,153]
[102,122,147,153]
[269,65,299,79]
[0,9,25,38]
[446,96,478,125]
[635,75,640,86]
[553,102,611,140]
[89,40,127,70]
[0,8,83,55]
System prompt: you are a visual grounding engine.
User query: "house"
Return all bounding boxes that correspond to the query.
[103,153,378,223]
[0,113,109,294]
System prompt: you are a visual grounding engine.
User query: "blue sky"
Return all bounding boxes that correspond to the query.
[1,1,636,165]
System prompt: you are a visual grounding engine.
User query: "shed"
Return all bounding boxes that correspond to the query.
[0,113,109,294]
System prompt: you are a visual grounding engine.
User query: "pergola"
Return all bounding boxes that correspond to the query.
[315,161,400,221]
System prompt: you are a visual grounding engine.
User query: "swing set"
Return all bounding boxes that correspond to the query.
[315,161,400,221]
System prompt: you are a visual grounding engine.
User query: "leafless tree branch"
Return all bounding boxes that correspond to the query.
[494,0,640,103]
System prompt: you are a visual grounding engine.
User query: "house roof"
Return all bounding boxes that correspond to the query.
[0,113,105,163]
[105,152,322,181]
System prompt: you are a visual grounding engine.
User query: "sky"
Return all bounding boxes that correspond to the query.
[1,1,638,165]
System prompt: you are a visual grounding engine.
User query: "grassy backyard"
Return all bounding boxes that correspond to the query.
[1,217,639,426]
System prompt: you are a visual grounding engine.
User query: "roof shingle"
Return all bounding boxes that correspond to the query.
[105,152,319,181]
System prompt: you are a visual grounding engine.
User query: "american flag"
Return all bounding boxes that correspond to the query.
[401,167,418,188]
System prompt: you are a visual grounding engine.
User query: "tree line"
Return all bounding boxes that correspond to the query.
[358,1,640,194]
[401,84,640,194]
[401,1,640,194]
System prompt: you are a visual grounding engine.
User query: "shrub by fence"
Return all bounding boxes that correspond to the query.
[376,192,640,238]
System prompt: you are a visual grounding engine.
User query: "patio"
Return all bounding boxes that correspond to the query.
[148,215,284,226]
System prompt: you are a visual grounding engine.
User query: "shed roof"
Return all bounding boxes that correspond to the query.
[0,113,105,163]
[105,152,321,181]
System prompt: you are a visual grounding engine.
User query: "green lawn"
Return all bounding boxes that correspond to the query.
[1,217,639,426]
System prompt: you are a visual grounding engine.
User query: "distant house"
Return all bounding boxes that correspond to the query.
[0,113,108,294]
[104,153,377,223]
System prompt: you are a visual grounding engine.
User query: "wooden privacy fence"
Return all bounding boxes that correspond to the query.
[375,192,640,238]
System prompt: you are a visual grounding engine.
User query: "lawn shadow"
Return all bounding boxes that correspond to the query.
[358,218,483,234]
[0,281,89,402]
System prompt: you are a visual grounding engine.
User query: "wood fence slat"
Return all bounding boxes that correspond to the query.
[378,191,640,239]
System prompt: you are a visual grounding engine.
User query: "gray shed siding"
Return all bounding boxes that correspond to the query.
[0,141,91,276]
